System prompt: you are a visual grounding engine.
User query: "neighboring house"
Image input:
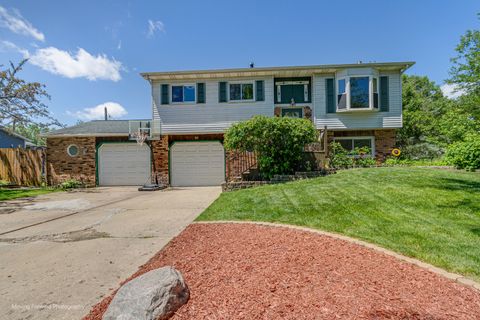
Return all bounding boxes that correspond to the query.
[44,61,414,187]
[0,127,34,148]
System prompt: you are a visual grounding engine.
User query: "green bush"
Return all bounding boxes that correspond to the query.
[59,179,83,189]
[329,142,354,168]
[224,116,318,178]
[445,134,480,171]
[329,142,376,169]
[400,142,444,160]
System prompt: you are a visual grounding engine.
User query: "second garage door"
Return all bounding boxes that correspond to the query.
[170,141,225,187]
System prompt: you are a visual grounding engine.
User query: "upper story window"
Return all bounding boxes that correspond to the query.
[275,77,311,104]
[172,85,195,103]
[229,83,254,101]
[336,76,379,111]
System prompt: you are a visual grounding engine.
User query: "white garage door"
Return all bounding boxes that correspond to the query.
[171,141,225,187]
[98,143,150,186]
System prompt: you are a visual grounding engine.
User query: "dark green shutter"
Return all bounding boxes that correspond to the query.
[161,84,169,105]
[255,80,264,101]
[219,82,227,102]
[326,78,335,113]
[380,76,389,112]
[197,83,205,103]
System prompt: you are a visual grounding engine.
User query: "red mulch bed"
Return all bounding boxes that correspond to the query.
[84,223,480,320]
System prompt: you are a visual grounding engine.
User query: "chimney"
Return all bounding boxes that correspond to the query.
[104,107,108,121]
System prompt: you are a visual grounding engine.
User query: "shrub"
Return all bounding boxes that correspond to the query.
[329,142,353,169]
[445,134,480,171]
[328,143,376,169]
[224,116,318,178]
[399,142,444,160]
[59,179,83,189]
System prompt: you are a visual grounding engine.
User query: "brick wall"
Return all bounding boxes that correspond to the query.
[150,135,169,186]
[374,129,396,162]
[46,137,96,187]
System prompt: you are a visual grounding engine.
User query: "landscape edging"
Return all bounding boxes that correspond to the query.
[194,220,480,292]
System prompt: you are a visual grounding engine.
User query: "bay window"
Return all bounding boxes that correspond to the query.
[336,76,379,111]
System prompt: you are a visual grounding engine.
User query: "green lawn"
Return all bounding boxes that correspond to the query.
[198,167,480,281]
[0,188,57,201]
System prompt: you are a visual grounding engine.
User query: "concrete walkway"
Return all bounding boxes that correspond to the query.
[0,186,221,320]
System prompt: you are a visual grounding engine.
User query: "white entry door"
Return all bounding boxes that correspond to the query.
[98,143,150,186]
[170,141,225,187]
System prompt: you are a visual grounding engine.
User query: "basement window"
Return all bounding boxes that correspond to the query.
[333,137,375,157]
[67,144,79,157]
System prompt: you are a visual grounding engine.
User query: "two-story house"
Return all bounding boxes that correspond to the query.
[44,61,414,187]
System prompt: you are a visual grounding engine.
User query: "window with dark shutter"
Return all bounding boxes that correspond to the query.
[380,76,389,112]
[326,78,336,113]
[219,82,227,102]
[255,80,264,101]
[197,83,205,103]
[161,84,169,105]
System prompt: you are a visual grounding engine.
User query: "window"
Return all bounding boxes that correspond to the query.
[350,77,369,108]
[281,108,303,118]
[67,144,79,157]
[229,83,254,101]
[172,85,195,103]
[275,78,311,104]
[337,79,347,110]
[334,137,375,156]
[336,76,379,111]
[372,78,379,109]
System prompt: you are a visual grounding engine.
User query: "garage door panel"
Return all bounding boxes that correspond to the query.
[171,141,225,187]
[98,143,150,186]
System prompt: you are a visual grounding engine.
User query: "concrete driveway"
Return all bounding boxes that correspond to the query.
[0,186,221,320]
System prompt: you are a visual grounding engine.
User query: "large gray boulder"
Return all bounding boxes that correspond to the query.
[103,266,189,320]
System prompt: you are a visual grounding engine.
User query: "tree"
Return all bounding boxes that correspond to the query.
[8,123,50,146]
[398,75,451,146]
[224,116,318,178]
[0,60,61,128]
[447,13,480,95]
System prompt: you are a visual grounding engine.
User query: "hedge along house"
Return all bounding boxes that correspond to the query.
[44,61,414,187]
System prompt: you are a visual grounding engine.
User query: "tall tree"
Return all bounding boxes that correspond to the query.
[448,13,480,95]
[0,60,61,128]
[398,75,451,146]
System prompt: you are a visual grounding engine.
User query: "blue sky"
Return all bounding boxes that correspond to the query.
[0,0,479,126]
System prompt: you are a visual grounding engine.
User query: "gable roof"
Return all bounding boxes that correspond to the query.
[141,61,415,81]
[43,120,148,137]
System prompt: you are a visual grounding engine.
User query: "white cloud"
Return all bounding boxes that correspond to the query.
[441,83,466,99]
[67,102,127,120]
[0,6,45,41]
[147,19,165,37]
[28,47,122,81]
[0,40,29,57]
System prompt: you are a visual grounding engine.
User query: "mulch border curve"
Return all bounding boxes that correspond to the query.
[194,220,480,292]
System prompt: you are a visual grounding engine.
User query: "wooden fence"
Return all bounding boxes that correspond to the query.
[0,148,45,186]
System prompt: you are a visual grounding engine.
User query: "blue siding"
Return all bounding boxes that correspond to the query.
[0,130,26,148]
